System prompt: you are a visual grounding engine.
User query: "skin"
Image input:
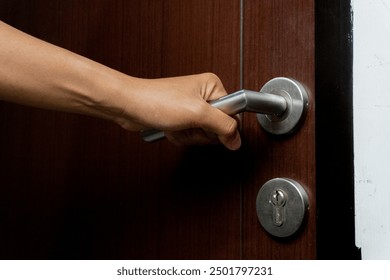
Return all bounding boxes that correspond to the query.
[0,21,241,150]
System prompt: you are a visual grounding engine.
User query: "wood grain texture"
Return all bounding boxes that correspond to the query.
[0,0,315,260]
[241,0,316,259]
[0,0,241,259]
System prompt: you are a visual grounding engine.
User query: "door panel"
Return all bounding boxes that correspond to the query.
[242,0,316,259]
[0,0,242,259]
[0,0,315,259]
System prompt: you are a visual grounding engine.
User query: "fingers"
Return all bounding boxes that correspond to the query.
[220,126,241,151]
[202,104,242,150]
[165,129,220,147]
[165,105,241,151]
[141,73,242,150]
[165,125,241,151]
[198,73,242,150]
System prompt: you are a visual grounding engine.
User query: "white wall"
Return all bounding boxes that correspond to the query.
[353,0,390,259]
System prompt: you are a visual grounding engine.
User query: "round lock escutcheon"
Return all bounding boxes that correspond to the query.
[257,77,309,135]
[256,178,309,238]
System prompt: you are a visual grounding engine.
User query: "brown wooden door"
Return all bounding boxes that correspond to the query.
[0,0,315,259]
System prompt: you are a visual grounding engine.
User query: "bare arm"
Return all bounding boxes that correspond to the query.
[0,21,241,150]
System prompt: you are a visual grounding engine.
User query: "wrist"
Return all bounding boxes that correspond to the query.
[68,56,136,124]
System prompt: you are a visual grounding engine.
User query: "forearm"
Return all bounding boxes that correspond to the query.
[0,21,131,122]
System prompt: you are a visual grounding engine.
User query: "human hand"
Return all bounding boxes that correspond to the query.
[115,73,241,150]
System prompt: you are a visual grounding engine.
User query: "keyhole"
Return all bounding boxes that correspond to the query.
[275,191,282,204]
[270,190,287,227]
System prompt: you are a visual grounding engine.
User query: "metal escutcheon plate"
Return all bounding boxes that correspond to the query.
[256,178,309,238]
[257,77,309,135]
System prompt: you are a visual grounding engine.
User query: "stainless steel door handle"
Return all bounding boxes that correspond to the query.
[141,77,309,142]
[142,90,287,142]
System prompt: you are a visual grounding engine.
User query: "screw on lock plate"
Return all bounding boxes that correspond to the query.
[256,178,309,238]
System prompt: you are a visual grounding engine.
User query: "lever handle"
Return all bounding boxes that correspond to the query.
[141,90,287,142]
[141,77,309,142]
